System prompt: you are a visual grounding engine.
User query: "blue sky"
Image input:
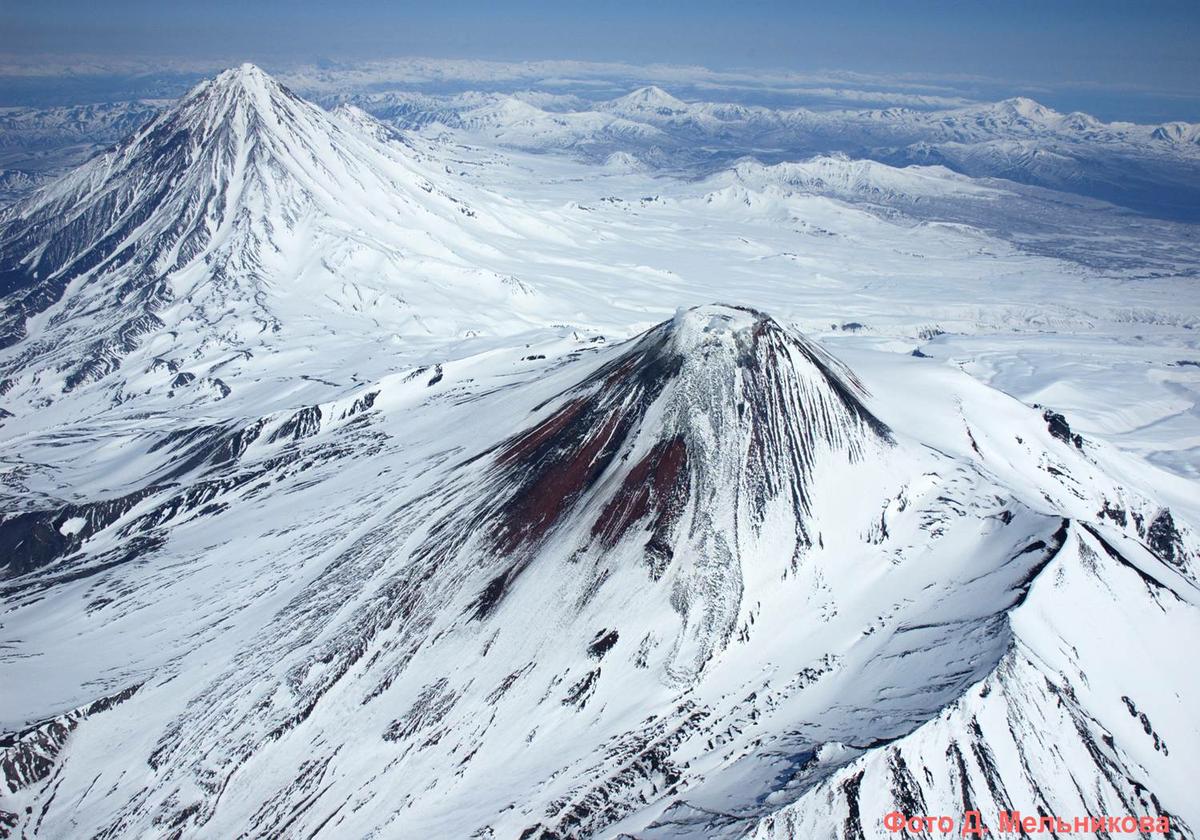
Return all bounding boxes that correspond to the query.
[2,0,1199,121]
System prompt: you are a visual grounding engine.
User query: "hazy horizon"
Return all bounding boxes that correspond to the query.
[2,0,1199,123]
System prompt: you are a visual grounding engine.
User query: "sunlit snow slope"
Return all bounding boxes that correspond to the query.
[1,66,1199,840]
[0,64,550,410]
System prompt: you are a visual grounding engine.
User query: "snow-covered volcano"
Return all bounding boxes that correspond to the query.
[2,303,1196,838]
[0,64,544,408]
[603,86,691,117]
[1,59,1198,840]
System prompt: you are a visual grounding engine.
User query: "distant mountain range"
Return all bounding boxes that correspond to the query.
[333,86,1200,220]
[4,71,1200,219]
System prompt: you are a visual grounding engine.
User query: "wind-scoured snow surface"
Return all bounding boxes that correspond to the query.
[1,65,1199,839]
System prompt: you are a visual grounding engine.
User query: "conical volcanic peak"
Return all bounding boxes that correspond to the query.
[483,304,891,553]
[607,85,690,115]
[0,63,501,399]
[191,62,286,102]
[167,62,308,145]
[2,280,1196,838]
[0,64,319,351]
[407,305,894,679]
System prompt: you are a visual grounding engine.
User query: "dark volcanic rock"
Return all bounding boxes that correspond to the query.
[1042,409,1084,448]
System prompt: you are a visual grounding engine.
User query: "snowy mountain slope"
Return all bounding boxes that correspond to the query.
[1,66,1196,481]
[1,64,1199,840]
[10,64,1188,427]
[745,520,1199,839]
[0,64,558,414]
[1152,122,1200,146]
[0,101,164,205]
[2,305,1198,839]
